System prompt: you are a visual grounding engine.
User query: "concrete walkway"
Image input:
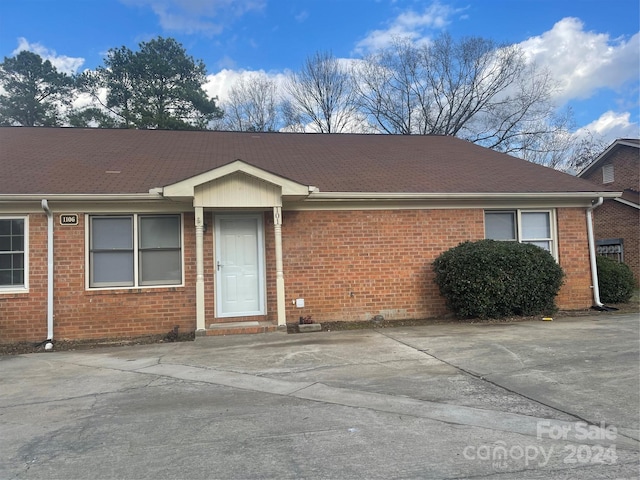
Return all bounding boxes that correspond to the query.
[1,313,638,479]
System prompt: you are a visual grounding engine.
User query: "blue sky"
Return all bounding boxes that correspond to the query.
[0,0,638,142]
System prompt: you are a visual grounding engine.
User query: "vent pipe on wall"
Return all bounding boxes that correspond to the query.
[41,199,54,350]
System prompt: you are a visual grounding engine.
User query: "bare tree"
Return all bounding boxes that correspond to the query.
[217,73,280,131]
[352,39,432,134]
[284,51,357,133]
[353,34,564,158]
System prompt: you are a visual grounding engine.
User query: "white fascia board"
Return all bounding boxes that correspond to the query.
[0,193,164,202]
[305,191,622,201]
[578,139,640,177]
[161,159,310,197]
[289,191,622,210]
[0,193,187,214]
[615,197,640,209]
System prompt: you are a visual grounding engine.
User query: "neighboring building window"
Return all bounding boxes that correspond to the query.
[602,164,614,183]
[596,238,624,263]
[89,214,182,288]
[485,210,556,257]
[0,216,27,291]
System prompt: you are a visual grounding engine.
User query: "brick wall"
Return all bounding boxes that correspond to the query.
[277,209,484,323]
[556,208,594,309]
[581,145,639,193]
[591,200,640,282]
[0,214,48,342]
[1,206,597,344]
[580,144,639,281]
[275,208,594,323]
[0,212,202,344]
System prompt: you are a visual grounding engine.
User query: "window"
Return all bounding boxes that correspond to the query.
[485,210,556,257]
[89,214,182,288]
[0,216,27,291]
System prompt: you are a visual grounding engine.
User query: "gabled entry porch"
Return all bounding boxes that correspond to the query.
[161,160,312,335]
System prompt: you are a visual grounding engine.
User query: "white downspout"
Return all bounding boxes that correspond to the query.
[586,197,604,308]
[41,200,54,350]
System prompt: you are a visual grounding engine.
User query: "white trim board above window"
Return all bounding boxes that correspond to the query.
[0,215,28,293]
[87,214,184,289]
[484,209,558,260]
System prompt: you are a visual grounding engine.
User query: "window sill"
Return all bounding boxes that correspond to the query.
[85,285,185,295]
[0,288,29,296]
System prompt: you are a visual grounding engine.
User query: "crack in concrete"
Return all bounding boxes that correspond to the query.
[374,328,640,445]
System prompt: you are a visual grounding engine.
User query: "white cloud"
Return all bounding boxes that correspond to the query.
[121,0,265,35]
[575,111,640,143]
[353,2,463,54]
[204,68,289,103]
[12,37,84,75]
[518,18,640,104]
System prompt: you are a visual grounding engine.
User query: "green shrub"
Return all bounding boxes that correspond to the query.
[596,255,635,304]
[432,239,564,319]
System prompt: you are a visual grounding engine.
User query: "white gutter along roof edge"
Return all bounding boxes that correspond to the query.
[305,191,622,200]
[0,191,621,202]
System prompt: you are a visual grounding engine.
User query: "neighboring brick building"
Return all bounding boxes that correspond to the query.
[0,128,620,345]
[578,139,640,283]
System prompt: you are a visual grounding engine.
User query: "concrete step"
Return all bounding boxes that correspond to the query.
[197,321,278,337]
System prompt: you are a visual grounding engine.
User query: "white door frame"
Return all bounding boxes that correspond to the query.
[214,213,266,318]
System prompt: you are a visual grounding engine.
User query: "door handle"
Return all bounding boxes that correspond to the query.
[217,261,222,271]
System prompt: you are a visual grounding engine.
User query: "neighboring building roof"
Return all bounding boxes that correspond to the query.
[0,127,619,196]
[578,138,640,178]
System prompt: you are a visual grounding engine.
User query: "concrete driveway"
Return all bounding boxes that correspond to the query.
[1,313,638,479]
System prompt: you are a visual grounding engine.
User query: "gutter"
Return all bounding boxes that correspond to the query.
[305,191,621,201]
[585,197,616,311]
[40,200,55,350]
[0,193,164,202]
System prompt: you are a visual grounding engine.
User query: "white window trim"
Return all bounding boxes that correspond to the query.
[0,215,29,294]
[485,209,558,260]
[85,213,185,290]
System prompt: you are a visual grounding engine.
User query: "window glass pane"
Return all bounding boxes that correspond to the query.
[12,234,23,251]
[11,219,23,236]
[12,270,24,285]
[139,250,181,284]
[485,212,516,240]
[0,220,9,235]
[139,216,180,249]
[12,253,23,268]
[0,271,10,285]
[92,252,134,285]
[0,254,10,269]
[92,217,132,249]
[525,240,551,252]
[0,236,10,251]
[521,212,550,239]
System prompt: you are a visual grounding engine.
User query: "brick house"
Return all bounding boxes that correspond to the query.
[0,127,620,345]
[578,139,639,283]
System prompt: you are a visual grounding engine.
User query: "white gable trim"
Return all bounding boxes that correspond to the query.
[161,160,312,199]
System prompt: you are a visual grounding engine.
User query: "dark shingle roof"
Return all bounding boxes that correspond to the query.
[0,127,614,195]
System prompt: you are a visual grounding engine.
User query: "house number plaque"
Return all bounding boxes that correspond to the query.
[59,214,78,226]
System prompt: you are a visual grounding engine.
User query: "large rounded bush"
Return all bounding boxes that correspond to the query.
[432,239,564,319]
[596,255,635,304]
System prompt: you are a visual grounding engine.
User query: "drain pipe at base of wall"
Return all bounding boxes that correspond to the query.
[585,197,616,311]
[41,200,54,350]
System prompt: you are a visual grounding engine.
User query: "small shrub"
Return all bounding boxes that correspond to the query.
[433,239,564,319]
[596,256,635,304]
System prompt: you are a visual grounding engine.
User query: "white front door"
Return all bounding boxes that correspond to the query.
[215,214,265,317]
